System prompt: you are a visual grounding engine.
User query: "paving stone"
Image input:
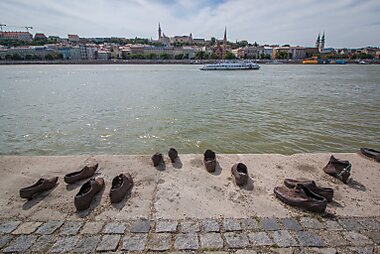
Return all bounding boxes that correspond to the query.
[174,233,199,250]
[338,218,363,231]
[361,231,380,244]
[35,221,64,234]
[299,217,324,229]
[358,218,380,230]
[0,235,13,248]
[80,221,104,234]
[375,246,380,254]
[11,221,42,234]
[205,252,231,254]
[3,234,38,253]
[122,234,148,251]
[347,246,374,254]
[147,233,171,251]
[96,234,121,251]
[224,232,250,249]
[30,235,55,252]
[60,221,84,235]
[321,231,348,247]
[343,231,373,246]
[200,233,223,249]
[156,220,178,233]
[323,219,343,231]
[299,247,337,254]
[260,217,280,230]
[50,236,79,253]
[270,247,299,254]
[202,219,220,232]
[181,220,200,233]
[130,219,151,233]
[281,218,302,231]
[0,221,22,234]
[102,222,127,234]
[272,230,297,247]
[240,218,260,231]
[248,231,273,246]
[74,235,101,253]
[296,231,325,247]
[224,218,241,231]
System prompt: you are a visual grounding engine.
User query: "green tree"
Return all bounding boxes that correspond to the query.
[224,51,236,59]
[174,54,184,60]
[195,51,207,59]
[12,53,23,60]
[5,54,12,60]
[160,53,170,59]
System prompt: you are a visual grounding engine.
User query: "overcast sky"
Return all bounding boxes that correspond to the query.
[0,0,379,48]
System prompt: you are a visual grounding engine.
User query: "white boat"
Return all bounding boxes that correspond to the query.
[200,61,260,71]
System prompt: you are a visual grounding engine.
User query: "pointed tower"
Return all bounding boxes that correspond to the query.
[315,33,320,49]
[223,26,227,57]
[158,22,162,40]
[319,32,325,52]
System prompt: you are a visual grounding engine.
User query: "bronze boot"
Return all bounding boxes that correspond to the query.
[204,149,216,173]
[74,177,105,211]
[323,155,351,183]
[64,157,98,184]
[168,148,178,163]
[274,184,327,213]
[231,163,248,186]
[284,178,333,202]
[20,177,59,200]
[110,173,134,203]
[152,153,164,167]
[360,148,380,162]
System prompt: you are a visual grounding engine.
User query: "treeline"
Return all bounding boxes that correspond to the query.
[0,52,63,61]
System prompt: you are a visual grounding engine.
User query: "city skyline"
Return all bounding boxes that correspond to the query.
[1,0,380,48]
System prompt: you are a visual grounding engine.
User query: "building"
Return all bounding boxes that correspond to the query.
[315,32,325,53]
[213,27,228,59]
[272,46,306,59]
[68,34,80,43]
[0,31,33,41]
[34,33,47,40]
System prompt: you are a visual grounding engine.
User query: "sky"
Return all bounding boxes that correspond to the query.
[0,0,379,48]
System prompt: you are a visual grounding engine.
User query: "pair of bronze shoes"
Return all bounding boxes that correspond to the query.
[75,173,133,211]
[360,148,380,162]
[152,148,179,167]
[19,177,59,200]
[323,155,351,184]
[274,179,334,213]
[204,149,217,172]
[231,163,248,186]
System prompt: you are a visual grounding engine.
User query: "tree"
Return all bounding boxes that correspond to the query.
[195,51,207,60]
[174,54,184,60]
[210,52,219,59]
[210,37,216,45]
[5,54,12,60]
[253,42,259,47]
[12,53,23,60]
[147,53,157,59]
[224,51,236,59]
[45,54,54,60]
[160,53,170,59]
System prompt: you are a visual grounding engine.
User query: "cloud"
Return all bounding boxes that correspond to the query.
[0,0,379,47]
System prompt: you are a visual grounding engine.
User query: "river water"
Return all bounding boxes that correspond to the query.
[0,64,379,155]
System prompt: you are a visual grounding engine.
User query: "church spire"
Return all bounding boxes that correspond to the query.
[158,22,162,39]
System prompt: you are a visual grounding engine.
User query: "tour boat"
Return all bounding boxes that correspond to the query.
[200,61,260,71]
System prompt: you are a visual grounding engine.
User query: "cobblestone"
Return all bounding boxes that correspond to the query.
[343,231,373,246]
[156,220,178,233]
[3,234,37,253]
[346,246,374,254]
[102,222,127,234]
[131,219,151,233]
[11,221,42,234]
[96,234,120,251]
[50,236,79,253]
[321,231,349,247]
[74,235,101,253]
[200,233,223,249]
[30,235,55,252]
[180,220,200,233]
[240,218,260,231]
[323,219,343,231]
[122,234,148,251]
[80,221,104,234]
[296,231,325,247]
[224,218,241,231]
[271,230,297,247]
[35,221,64,234]
[260,217,280,230]
[174,233,199,250]
[147,233,171,251]
[224,232,250,249]
[202,219,220,232]
[60,221,83,235]
[0,221,22,234]
[339,218,363,231]
[281,218,302,231]
[248,231,273,246]
[361,231,380,245]
[0,235,13,248]
[299,217,324,229]
[358,218,380,230]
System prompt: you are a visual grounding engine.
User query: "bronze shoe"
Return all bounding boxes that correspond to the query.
[19,177,58,200]
[204,149,216,173]
[168,148,178,163]
[152,153,164,167]
[110,173,134,203]
[274,184,327,213]
[231,163,248,186]
[360,148,380,162]
[284,178,334,202]
[74,177,105,211]
[64,157,98,184]
[323,155,351,183]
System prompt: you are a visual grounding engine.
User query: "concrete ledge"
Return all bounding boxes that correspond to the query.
[0,153,379,221]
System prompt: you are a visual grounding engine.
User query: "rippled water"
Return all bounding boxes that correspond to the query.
[0,64,379,155]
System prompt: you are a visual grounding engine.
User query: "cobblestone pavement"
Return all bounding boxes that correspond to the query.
[0,216,379,253]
